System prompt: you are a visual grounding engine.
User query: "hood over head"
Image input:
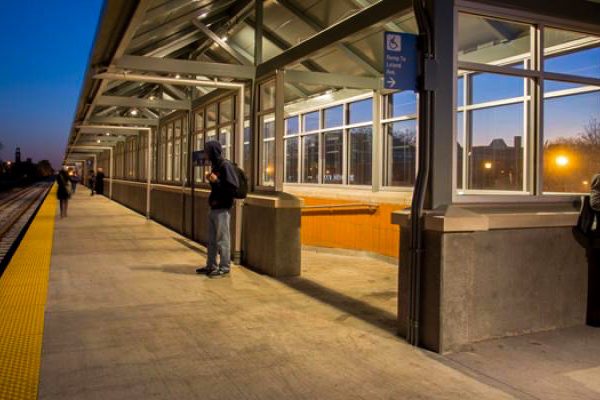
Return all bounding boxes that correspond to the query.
[205,140,224,166]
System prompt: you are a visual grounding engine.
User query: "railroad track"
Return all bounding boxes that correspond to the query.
[0,182,52,266]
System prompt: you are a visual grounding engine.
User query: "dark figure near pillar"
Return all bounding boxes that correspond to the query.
[89,170,95,196]
[95,167,105,196]
[586,174,600,327]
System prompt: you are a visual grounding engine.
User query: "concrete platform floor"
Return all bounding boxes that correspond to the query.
[38,189,598,399]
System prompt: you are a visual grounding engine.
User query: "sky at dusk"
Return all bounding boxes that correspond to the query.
[0,0,103,170]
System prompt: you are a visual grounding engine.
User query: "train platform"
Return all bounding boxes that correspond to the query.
[1,187,599,399]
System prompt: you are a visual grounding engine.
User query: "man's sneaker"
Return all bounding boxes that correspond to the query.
[208,269,230,279]
[196,266,214,275]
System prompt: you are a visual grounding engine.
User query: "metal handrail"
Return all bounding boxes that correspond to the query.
[301,203,378,210]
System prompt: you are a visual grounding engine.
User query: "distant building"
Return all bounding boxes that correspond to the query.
[15,147,21,163]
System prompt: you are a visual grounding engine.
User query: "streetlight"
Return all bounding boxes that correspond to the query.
[555,155,569,167]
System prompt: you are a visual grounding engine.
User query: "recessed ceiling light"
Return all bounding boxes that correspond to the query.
[97,139,101,143]
[221,36,228,42]
[149,95,155,100]
[106,132,110,136]
[130,109,138,116]
[200,12,208,18]
[175,74,181,79]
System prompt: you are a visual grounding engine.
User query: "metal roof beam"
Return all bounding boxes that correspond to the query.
[246,18,327,73]
[131,2,233,50]
[285,70,381,90]
[87,116,158,126]
[114,55,255,79]
[258,0,409,77]
[275,0,380,76]
[96,95,191,110]
[192,20,253,65]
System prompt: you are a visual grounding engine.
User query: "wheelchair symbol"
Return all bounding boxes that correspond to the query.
[386,34,402,52]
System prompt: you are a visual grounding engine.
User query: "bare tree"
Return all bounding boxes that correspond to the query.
[577,118,600,146]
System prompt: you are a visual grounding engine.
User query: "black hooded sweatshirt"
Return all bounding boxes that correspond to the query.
[205,140,239,210]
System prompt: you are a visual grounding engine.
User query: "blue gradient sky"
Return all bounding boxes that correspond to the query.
[0,0,103,169]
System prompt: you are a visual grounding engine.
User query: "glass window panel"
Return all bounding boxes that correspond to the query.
[262,116,275,139]
[220,98,233,123]
[206,129,217,142]
[457,112,464,190]
[195,111,204,131]
[220,126,231,160]
[174,119,181,137]
[260,114,275,186]
[471,72,524,104]
[544,28,600,79]
[194,133,204,183]
[260,80,275,111]
[386,120,416,187]
[386,91,417,118]
[323,130,343,184]
[543,90,600,193]
[348,98,373,124]
[468,103,524,190]
[206,104,217,127]
[303,111,319,132]
[262,141,275,186]
[285,116,299,135]
[349,126,372,185]
[458,13,531,68]
[182,119,188,183]
[167,141,173,181]
[244,88,251,116]
[244,120,251,174]
[457,76,464,108]
[174,138,181,181]
[545,80,586,93]
[545,47,600,80]
[302,135,319,183]
[324,105,343,128]
[285,137,299,183]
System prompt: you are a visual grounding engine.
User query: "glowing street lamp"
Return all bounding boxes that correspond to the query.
[555,155,569,167]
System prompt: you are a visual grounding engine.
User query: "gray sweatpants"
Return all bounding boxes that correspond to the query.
[206,208,231,272]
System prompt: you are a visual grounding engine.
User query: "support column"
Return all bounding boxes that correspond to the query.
[372,90,382,192]
[274,69,285,192]
[233,87,246,264]
[146,129,152,218]
[109,148,113,199]
[425,0,455,209]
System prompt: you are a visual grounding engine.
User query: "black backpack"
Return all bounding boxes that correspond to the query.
[233,164,248,199]
[577,196,595,235]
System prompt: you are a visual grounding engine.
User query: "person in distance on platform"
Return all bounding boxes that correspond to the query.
[57,167,72,218]
[196,140,239,279]
[69,171,79,193]
[88,169,95,196]
[95,167,105,196]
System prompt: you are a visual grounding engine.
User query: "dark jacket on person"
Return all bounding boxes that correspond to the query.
[57,170,71,200]
[591,174,600,212]
[95,171,105,195]
[205,141,239,210]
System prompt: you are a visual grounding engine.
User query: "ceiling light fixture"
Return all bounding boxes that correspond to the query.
[200,12,208,18]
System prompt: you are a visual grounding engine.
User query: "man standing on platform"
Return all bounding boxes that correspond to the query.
[196,140,239,279]
[95,167,105,196]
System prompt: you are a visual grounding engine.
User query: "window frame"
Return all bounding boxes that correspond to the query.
[454,5,600,203]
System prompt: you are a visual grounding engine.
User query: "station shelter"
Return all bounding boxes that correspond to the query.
[64,0,600,352]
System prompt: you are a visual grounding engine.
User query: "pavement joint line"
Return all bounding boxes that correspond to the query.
[0,185,57,400]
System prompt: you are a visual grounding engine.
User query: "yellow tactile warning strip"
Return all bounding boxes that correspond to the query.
[0,185,56,400]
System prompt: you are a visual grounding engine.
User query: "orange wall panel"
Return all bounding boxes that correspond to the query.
[300,197,408,259]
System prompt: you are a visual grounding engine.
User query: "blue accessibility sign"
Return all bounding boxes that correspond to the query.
[383,32,418,91]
